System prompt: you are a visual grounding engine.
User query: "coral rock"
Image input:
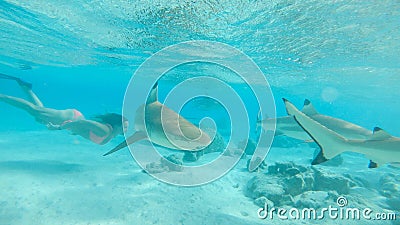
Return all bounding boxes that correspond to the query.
[294,191,329,208]
[254,196,274,208]
[312,167,352,194]
[284,174,305,196]
[161,154,183,172]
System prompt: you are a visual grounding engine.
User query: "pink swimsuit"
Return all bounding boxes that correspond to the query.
[61,109,84,126]
[89,124,113,145]
[72,109,83,119]
[62,109,113,145]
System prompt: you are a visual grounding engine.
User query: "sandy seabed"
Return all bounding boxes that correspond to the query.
[0,131,399,225]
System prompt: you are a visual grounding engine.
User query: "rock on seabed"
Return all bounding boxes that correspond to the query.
[246,162,357,208]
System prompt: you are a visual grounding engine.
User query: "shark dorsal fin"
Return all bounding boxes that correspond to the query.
[301,99,318,115]
[147,82,159,104]
[369,127,393,140]
[257,110,269,122]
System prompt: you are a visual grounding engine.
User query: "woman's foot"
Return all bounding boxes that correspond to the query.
[16,78,33,89]
[0,73,32,89]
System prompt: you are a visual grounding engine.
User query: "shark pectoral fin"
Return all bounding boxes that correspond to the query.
[103,131,147,156]
[368,157,388,168]
[368,160,378,168]
[283,98,347,162]
[311,150,328,165]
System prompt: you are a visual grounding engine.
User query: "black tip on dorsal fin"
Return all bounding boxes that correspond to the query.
[311,150,328,165]
[257,109,270,121]
[301,99,318,115]
[282,98,288,102]
[153,81,158,89]
[370,126,392,141]
[146,82,159,104]
[368,160,378,168]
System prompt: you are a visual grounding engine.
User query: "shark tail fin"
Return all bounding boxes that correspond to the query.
[283,98,347,164]
[103,141,128,156]
[301,99,319,115]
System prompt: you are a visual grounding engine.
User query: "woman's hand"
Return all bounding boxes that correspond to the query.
[46,122,62,130]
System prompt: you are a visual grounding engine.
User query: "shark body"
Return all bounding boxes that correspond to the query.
[259,99,373,141]
[104,83,212,156]
[283,98,400,168]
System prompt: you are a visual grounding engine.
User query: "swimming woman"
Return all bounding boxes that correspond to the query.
[0,74,128,145]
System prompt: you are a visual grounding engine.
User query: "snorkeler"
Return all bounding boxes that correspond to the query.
[0,74,128,145]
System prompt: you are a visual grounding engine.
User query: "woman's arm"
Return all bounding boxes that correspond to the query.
[60,119,111,137]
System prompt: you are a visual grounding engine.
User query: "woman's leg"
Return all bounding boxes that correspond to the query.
[1,94,75,125]
[0,94,39,115]
[0,74,43,107]
[18,82,44,107]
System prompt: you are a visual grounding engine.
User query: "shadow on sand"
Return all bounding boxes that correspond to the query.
[0,160,84,175]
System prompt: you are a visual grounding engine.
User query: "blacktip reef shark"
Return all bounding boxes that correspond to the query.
[103,82,212,156]
[258,99,373,141]
[283,98,400,168]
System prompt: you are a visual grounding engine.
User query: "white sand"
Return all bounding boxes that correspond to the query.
[0,131,398,225]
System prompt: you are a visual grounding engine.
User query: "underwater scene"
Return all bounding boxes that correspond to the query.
[0,0,399,224]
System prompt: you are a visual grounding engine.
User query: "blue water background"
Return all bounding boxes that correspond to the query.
[1,64,399,138]
[1,0,399,135]
[0,1,400,224]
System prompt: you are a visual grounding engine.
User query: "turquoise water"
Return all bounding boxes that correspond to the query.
[1,1,400,224]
